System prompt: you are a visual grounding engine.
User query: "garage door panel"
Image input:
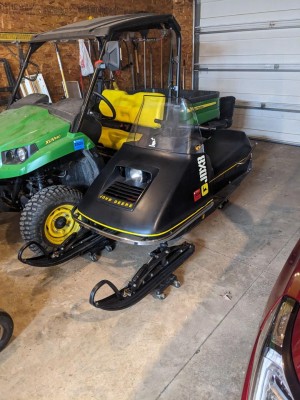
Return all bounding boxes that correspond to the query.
[233,110,300,135]
[197,28,300,64]
[199,54,300,65]
[199,37,300,58]
[234,108,300,121]
[200,0,300,19]
[198,71,300,82]
[199,11,300,28]
[198,75,300,98]
[231,108,300,144]
[230,126,299,145]
[199,0,300,27]
[209,90,300,107]
[200,28,300,43]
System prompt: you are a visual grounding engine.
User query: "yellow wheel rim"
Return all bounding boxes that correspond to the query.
[44,204,80,246]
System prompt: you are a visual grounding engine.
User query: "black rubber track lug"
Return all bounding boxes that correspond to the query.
[89,241,195,311]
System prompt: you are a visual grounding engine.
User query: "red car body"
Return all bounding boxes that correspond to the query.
[242,239,300,399]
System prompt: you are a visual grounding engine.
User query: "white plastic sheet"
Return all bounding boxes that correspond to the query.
[79,39,94,76]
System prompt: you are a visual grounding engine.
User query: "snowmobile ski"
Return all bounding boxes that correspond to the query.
[18,230,115,267]
[89,241,195,311]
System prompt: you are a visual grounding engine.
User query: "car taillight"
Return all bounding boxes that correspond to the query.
[247,297,299,399]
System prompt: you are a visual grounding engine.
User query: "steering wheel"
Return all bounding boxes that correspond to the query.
[92,92,116,120]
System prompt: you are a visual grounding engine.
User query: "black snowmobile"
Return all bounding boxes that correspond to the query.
[19,95,252,310]
[71,95,252,310]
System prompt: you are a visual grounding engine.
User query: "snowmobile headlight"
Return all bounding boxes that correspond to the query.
[1,144,38,165]
[125,168,144,185]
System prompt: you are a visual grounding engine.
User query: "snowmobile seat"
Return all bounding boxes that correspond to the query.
[204,129,252,176]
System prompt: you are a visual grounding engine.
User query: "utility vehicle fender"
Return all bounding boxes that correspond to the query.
[0,133,95,179]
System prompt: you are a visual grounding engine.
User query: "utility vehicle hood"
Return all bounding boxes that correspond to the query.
[0,105,70,151]
[0,105,95,179]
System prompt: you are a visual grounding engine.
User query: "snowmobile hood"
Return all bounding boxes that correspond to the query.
[75,142,214,245]
[0,105,70,151]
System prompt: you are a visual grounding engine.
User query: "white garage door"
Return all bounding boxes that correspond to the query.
[193,0,300,145]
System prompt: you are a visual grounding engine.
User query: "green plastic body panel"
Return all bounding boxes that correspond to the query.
[192,97,220,125]
[179,90,220,125]
[0,105,95,179]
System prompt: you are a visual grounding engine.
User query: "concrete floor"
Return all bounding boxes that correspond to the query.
[0,141,299,400]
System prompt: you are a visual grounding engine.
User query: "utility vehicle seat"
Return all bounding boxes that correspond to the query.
[204,129,252,176]
[99,90,165,150]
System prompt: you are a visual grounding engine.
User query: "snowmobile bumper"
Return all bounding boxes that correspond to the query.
[73,200,214,246]
[18,230,114,267]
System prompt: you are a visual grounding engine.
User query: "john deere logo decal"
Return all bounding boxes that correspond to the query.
[197,155,209,196]
[99,194,133,209]
[45,135,61,145]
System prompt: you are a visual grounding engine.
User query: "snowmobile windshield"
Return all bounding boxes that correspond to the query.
[127,96,204,154]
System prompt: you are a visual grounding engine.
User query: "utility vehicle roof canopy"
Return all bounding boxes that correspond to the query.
[30,13,180,43]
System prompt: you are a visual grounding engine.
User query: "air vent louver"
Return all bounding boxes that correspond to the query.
[103,181,144,204]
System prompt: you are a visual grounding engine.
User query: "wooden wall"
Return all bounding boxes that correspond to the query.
[0,0,193,100]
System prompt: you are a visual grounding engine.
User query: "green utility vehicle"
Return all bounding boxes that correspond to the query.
[0,14,235,253]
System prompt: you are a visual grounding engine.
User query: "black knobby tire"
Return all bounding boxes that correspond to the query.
[20,185,83,255]
[0,311,14,352]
